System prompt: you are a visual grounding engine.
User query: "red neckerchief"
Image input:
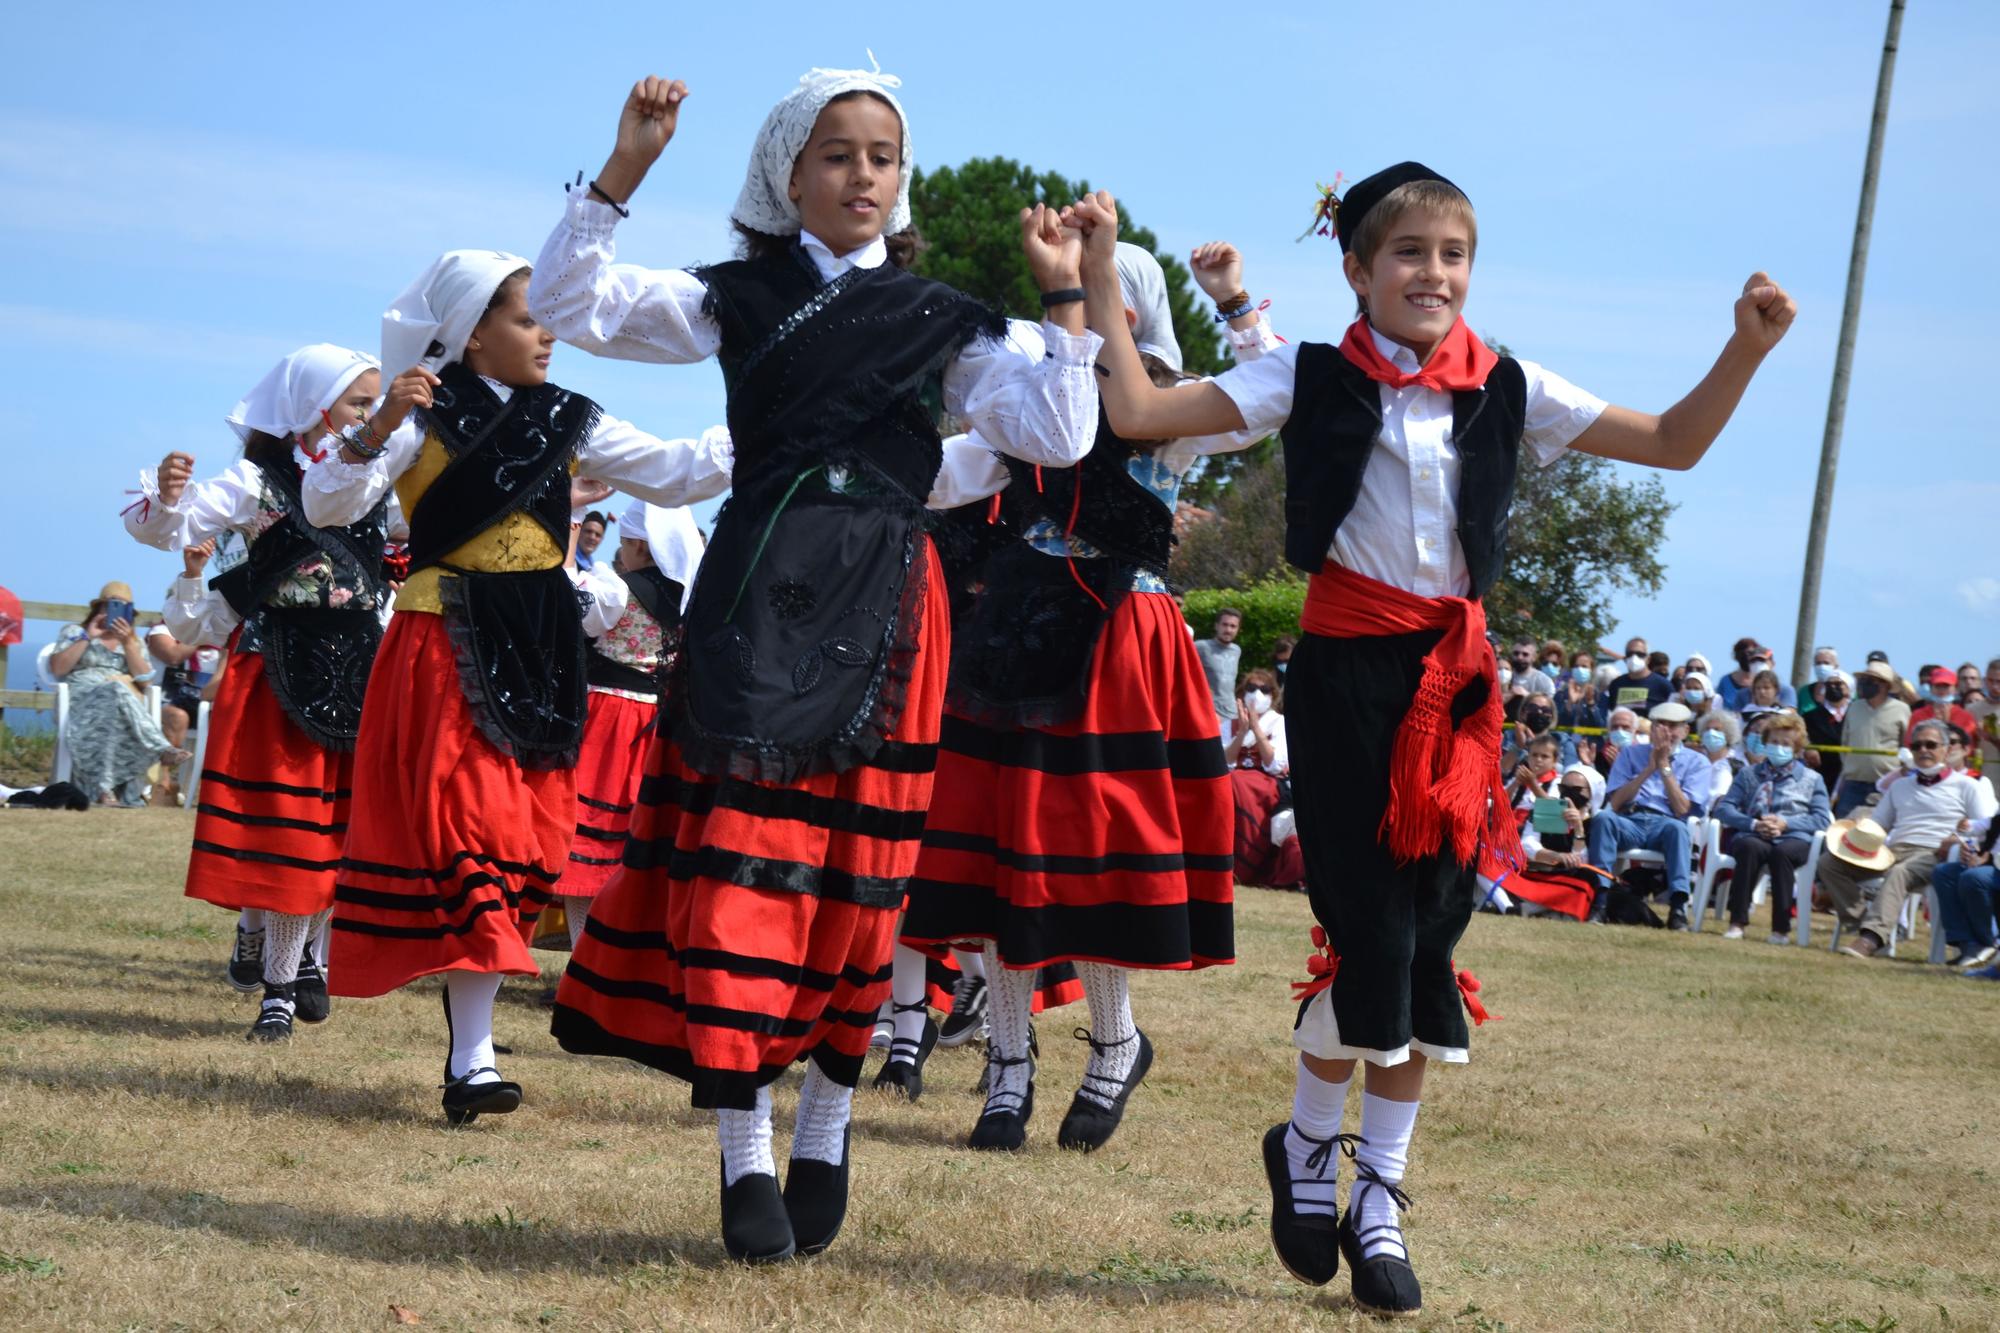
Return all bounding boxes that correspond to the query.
[1337,315,1499,394]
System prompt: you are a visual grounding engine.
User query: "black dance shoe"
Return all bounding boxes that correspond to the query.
[871,1008,939,1102]
[1261,1122,1351,1287]
[1337,1166,1422,1315]
[968,1049,1037,1151]
[721,1161,797,1264]
[441,1069,522,1127]
[782,1127,850,1256]
[293,959,330,1024]
[1057,1028,1153,1152]
[245,987,295,1044]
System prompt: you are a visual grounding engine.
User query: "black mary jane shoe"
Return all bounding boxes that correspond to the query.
[441,1069,523,1127]
[293,959,331,1024]
[721,1160,797,1264]
[871,1007,939,1102]
[782,1126,851,1256]
[1337,1165,1423,1316]
[1057,1028,1153,1152]
[967,1050,1037,1152]
[1261,1122,1354,1287]
[245,988,296,1044]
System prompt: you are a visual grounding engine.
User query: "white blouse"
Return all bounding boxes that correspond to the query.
[570,560,631,640]
[299,379,734,529]
[1213,325,1607,598]
[527,192,1102,470]
[126,442,410,551]
[160,574,239,645]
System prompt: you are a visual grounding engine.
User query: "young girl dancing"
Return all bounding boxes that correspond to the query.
[901,240,1278,1152]
[1067,167,1794,1315]
[128,344,389,1042]
[301,251,733,1125]
[532,65,1101,1262]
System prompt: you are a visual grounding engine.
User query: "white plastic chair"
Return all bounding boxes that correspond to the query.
[34,643,74,783]
[1825,867,1931,959]
[183,700,211,805]
[1612,815,1706,912]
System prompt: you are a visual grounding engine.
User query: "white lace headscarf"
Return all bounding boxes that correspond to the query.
[226,344,379,444]
[1114,242,1182,373]
[732,55,913,239]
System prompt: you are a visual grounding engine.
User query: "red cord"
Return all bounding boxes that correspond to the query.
[1060,470,1105,610]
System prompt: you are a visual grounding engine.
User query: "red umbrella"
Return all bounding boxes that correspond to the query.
[0,586,23,645]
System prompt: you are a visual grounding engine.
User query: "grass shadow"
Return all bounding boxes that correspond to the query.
[0,1061,429,1125]
[5,1004,250,1041]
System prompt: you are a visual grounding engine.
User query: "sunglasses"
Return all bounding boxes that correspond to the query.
[1909,739,1942,751]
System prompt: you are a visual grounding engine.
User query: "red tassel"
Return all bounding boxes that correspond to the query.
[986,493,1003,525]
[1290,925,1341,1001]
[1455,964,1495,1026]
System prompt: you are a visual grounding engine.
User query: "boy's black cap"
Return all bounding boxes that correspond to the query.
[1337,161,1463,254]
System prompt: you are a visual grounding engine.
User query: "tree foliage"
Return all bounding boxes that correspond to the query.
[1169,441,1285,590]
[1180,575,1308,679]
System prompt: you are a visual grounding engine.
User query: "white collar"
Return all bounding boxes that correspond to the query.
[479,373,515,403]
[800,230,888,280]
[1368,323,1423,372]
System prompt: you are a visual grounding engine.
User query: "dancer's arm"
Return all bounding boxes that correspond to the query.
[579,421,733,509]
[125,457,262,550]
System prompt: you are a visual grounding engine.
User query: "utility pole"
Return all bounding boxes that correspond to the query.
[1792,0,1905,687]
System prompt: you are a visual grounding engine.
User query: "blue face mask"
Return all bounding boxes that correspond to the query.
[1605,728,1635,749]
[1571,666,1592,683]
[1764,744,1795,767]
[1684,689,1706,705]
[1702,729,1727,753]
[1745,734,1767,759]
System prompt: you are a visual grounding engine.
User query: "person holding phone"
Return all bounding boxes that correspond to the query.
[47,580,191,805]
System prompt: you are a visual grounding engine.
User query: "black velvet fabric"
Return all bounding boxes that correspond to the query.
[945,543,1131,731]
[997,408,1175,573]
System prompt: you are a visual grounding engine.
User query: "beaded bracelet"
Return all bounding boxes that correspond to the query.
[1214,297,1257,323]
[337,423,388,461]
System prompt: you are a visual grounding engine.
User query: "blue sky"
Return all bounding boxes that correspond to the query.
[4,1,1995,704]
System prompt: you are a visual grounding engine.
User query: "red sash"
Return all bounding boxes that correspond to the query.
[1300,562,1518,870]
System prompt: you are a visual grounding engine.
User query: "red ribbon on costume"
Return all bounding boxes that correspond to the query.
[1454,964,1495,1026]
[1301,562,1520,870]
[1290,925,1341,1002]
[1337,315,1498,394]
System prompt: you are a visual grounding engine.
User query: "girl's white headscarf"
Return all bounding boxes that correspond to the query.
[381,249,530,375]
[226,344,380,443]
[620,496,706,612]
[732,56,913,239]
[1114,242,1181,373]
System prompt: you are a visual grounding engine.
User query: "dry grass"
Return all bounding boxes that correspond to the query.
[1,809,1997,1332]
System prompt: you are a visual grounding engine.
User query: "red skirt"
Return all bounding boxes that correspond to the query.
[184,646,352,917]
[328,612,574,998]
[562,688,658,898]
[901,590,1236,971]
[1230,767,1306,890]
[553,545,950,1108]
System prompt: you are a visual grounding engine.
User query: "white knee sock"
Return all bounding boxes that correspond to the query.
[1352,1092,1419,1261]
[889,943,930,1059]
[238,908,266,934]
[791,1059,853,1166]
[262,912,313,988]
[952,947,987,981]
[1285,1059,1352,1217]
[718,1086,776,1186]
[443,972,503,1086]
[562,894,593,950]
[982,961,1037,1110]
[310,909,331,970]
[1073,961,1139,1110]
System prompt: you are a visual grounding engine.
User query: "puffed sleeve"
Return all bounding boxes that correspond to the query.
[571,561,631,639]
[578,419,733,509]
[124,459,263,551]
[942,318,1102,468]
[300,420,422,528]
[528,191,722,365]
[927,433,1011,509]
[160,575,240,644]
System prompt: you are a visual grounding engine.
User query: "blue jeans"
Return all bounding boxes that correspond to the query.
[1930,861,2000,949]
[1587,809,1693,898]
[1833,778,1880,819]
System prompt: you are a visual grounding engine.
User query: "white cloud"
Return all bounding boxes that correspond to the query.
[1959,578,2000,615]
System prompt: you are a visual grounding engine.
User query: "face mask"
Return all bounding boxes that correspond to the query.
[1684,689,1706,705]
[1751,658,1773,674]
[1764,744,1795,767]
[1702,729,1727,753]
[1524,708,1554,730]
[1543,658,1562,672]
[1745,734,1767,759]
[1498,667,1513,688]
[1605,728,1634,749]
[1244,689,1272,715]
[1274,662,1287,679]
[1932,690,1956,707]
[1571,666,1591,683]
[1858,678,1884,701]
[1627,654,1646,674]
[1916,761,1944,776]
[1814,662,1836,682]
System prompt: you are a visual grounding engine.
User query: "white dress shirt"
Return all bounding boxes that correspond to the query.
[1213,325,1606,598]
[527,192,1102,471]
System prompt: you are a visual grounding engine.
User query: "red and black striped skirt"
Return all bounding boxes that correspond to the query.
[902,590,1235,971]
[552,544,950,1109]
[328,612,574,998]
[562,688,659,898]
[184,646,351,917]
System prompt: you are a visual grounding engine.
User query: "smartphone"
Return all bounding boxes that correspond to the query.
[102,598,135,626]
[1530,798,1570,834]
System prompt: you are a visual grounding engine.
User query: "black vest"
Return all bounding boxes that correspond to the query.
[1279,344,1527,600]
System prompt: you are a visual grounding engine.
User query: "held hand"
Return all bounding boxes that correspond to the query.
[1066,191,1121,270]
[1019,205,1081,290]
[1189,242,1245,301]
[570,477,614,509]
[1733,271,1797,355]
[614,77,687,170]
[157,451,195,507]
[181,538,215,578]
[371,367,440,439]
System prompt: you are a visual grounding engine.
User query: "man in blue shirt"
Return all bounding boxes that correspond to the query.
[1587,701,1713,929]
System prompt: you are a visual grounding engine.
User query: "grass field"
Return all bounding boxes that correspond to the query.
[2,809,1997,1331]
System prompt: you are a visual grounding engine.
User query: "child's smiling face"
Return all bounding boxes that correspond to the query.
[788,93,903,258]
[1344,206,1473,361]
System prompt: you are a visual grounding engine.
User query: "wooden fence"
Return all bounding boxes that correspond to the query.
[1,599,165,716]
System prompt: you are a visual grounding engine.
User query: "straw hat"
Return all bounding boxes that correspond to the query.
[98,580,134,602]
[1859,661,1897,685]
[1826,817,1896,872]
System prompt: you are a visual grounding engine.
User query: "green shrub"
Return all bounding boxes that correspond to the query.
[1180,573,1308,682]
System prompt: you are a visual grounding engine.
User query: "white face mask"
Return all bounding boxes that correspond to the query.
[1813,662,1836,682]
[1244,689,1272,716]
[1916,761,1945,776]
[1498,667,1513,688]
[1627,654,1646,673]
[1605,727,1635,749]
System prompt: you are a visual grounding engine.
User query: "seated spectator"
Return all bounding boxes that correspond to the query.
[1556,653,1599,729]
[1227,670,1301,890]
[1501,761,1601,921]
[1804,672,1851,791]
[1226,669,1287,776]
[1606,648,1673,716]
[1506,636,1557,698]
[1503,691,1577,773]
[1586,701,1713,930]
[1737,669,1790,721]
[1803,645,1842,698]
[1270,635,1296,692]
[142,541,216,800]
[1697,708,1745,811]
[1908,666,1977,742]
[1836,661,1910,816]
[1826,718,1998,959]
[1931,819,2000,971]
[1539,640,1569,680]
[1710,712,1830,942]
[1505,732,1564,813]
[1594,706,1639,780]
[46,582,190,806]
[1679,670,1716,721]
[1719,639,1798,712]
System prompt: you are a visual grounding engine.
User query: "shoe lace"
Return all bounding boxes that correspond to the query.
[1072,1026,1139,1097]
[979,1043,1036,1115]
[238,931,263,964]
[1347,1163,1413,1257]
[1289,1123,1361,1180]
[886,1000,929,1063]
[949,974,985,1014]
